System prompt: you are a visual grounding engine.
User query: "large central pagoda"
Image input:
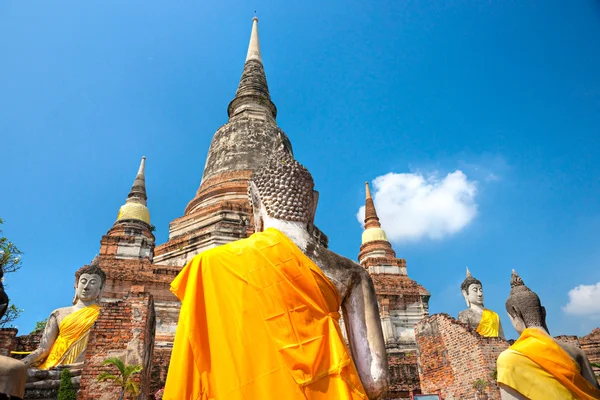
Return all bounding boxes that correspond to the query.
[153,18,326,267]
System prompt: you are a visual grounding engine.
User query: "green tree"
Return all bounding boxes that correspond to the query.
[58,369,77,400]
[31,318,48,334]
[97,357,143,400]
[0,218,24,327]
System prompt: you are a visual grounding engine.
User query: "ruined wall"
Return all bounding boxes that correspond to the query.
[12,332,42,360]
[78,291,156,400]
[386,352,421,400]
[0,328,18,356]
[415,313,508,400]
[580,328,600,381]
[150,347,172,394]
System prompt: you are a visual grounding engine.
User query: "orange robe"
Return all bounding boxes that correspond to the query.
[38,304,100,370]
[476,309,500,337]
[163,228,367,400]
[497,327,600,400]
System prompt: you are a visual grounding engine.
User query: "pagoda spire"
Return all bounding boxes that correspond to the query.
[116,156,150,225]
[364,182,382,229]
[227,17,277,120]
[246,16,262,62]
[127,156,147,206]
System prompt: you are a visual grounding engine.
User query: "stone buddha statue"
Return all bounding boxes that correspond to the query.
[497,270,600,399]
[457,268,504,339]
[0,269,27,399]
[164,141,388,400]
[23,261,104,372]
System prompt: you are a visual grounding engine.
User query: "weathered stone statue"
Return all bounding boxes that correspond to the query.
[457,268,504,339]
[23,262,104,371]
[0,269,26,399]
[497,270,600,400]
[164,142,388,399]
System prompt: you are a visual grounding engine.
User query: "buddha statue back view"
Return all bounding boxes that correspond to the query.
[164,140,388,399]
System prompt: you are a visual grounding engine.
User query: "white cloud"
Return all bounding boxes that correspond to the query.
[563,282,600,316]
[357,171,478,241]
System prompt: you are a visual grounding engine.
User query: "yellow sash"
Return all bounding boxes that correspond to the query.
[476,309,500,337]
[38,304,100,370]
[498,328,600,400]
[164,228,367,400]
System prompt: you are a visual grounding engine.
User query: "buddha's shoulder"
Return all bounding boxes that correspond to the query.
[497,348,523,365]
[313,246,364,275]
[556,341,587,364]
[50,306,76,318]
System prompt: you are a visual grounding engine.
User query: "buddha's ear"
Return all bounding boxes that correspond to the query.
[461,289,470,307]
[98,282,106,303]
[248,181,264,232]
[510,305,527,331]
[307,190,319,233]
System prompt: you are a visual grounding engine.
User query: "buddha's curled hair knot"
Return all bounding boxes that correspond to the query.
[505,269,546,328]
[510,269,524,288]
[75,256,107,286]
[249,146,314,223]
[460,267,482,293]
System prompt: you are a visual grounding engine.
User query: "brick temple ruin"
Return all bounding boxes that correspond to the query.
[2,17,599,400]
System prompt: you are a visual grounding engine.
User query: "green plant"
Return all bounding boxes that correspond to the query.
[490,368,498,381]
[0,217,24,327]
[472,378,489,394]
[97,357,143,400]
[58,369,77,400]
[31,318,48,334]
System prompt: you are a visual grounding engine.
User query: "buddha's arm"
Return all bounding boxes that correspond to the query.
[577,352,600,389]
[342,268,388,399]
[499,384,527,400]
[22,312,59,367]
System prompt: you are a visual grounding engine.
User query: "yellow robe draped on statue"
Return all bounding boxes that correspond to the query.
[38,304,100,370]
[476,309,500,337]
[163,228,367,400]
[497,327,600,400]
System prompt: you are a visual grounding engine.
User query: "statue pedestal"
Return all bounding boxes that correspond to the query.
[415,313,508,400]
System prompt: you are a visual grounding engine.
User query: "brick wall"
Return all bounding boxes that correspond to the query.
[554,335,580,347]
[580,328,600,381]
[12,332,42,360]
[386,352,421,399]
[415,314,508,400]
[150,347,172,395]
[78,291,156,400]
[0,328,18,356]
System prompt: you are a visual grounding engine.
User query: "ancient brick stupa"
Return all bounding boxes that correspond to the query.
[359,182,431,398]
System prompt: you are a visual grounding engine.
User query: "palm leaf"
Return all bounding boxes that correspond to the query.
[124,365,143,379]
[102,357,126,376]
[97,372,122,383]
[125,380,140,396]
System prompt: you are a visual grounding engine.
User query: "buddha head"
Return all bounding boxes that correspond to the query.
[505,270,548,334]
[461,267,484,308]
[73,259,106,305]
[248,136,319,232]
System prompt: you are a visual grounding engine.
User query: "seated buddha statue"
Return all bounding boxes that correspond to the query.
[498,270,600,400]
[22,262,104,372]
[457,268,504,339]
[164,140,389,400]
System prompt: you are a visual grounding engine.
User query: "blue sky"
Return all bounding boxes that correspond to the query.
[1,1,600,339]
